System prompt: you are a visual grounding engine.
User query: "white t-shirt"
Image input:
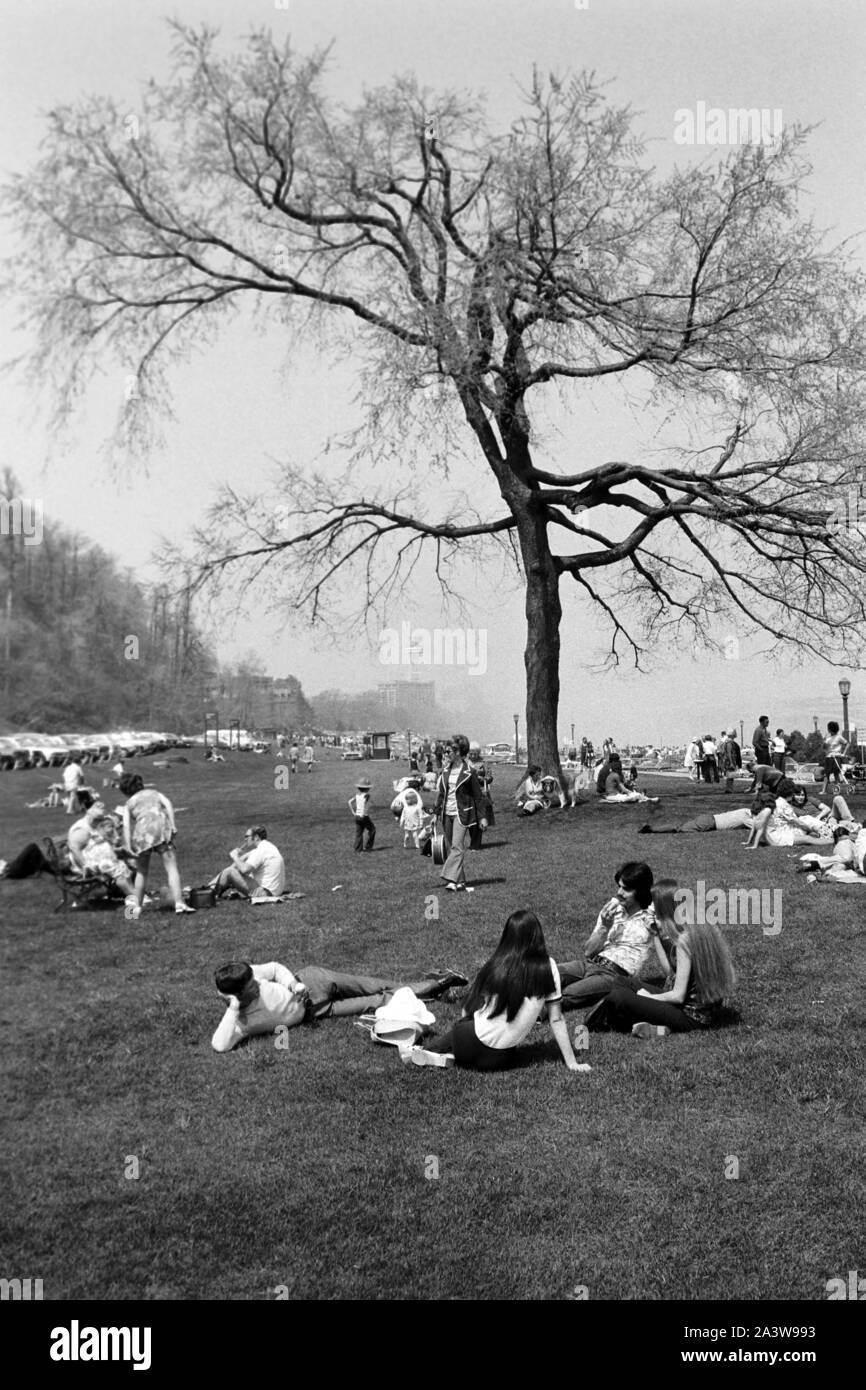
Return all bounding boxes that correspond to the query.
[63,762,84,790]
[474,958,562,1050]
[240,839,285,895]
[445,766,460,817]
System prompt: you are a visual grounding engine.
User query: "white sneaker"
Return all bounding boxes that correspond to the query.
[631,1023,669,1039]
[175,902,196,915]
[410,1048,455,1068]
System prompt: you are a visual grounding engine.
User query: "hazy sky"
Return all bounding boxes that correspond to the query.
[2,0,864,743]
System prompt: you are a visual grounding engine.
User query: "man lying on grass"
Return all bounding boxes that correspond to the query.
[211,960,468,1051]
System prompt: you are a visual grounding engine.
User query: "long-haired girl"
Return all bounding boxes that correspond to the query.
[406,908,590,1072]
[585,880,736,1037]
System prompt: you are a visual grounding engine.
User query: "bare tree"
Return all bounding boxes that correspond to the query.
[7,24,866,771]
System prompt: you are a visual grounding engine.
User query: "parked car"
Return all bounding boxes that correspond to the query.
[13,733,61,768]
[57,734,90,764]
[109,732,139,757]
[0,736,30,770]
[485,742,517,761]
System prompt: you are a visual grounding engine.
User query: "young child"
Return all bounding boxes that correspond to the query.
[399,788,426,848]
[349,780,376,852]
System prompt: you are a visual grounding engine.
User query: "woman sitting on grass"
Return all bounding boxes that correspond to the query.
[404,908,591,1073]
[584,879,736,1038]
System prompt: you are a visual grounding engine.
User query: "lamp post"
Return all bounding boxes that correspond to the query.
[739,720,744,747]
[839,679,851,740]
[513,713,520,766]
[812,714,819,733]
[570,722,575,748]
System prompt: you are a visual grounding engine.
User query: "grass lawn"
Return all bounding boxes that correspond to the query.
[1,752,864,1301]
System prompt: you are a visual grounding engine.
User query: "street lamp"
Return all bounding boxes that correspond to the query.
[839,679,851,739]
[570,722,575,748]
[513,713,520,765]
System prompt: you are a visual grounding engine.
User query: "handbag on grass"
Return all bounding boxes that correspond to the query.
[354,988,436,1047]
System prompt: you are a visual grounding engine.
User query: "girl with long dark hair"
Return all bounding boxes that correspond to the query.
[405,909,590,1072]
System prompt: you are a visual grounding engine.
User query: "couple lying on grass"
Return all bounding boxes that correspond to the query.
[641,781,859,850]
[213,861,736,1071]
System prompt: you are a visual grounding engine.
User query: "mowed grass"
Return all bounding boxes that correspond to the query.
[1,752,864,1301]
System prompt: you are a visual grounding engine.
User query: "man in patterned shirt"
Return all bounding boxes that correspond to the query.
[557,862,670,1010]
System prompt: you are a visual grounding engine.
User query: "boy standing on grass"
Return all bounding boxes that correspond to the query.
[349,780,376,852]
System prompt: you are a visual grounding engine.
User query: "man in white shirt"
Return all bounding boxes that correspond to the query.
[211,959,468,1051]
[62,759,85,815]
[209,826,286,901]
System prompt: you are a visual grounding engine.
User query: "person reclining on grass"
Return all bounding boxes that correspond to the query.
[557,861,670,1011]
[583,878,737,1039]
[798,823,866,882]
[635,782,843,835]
[211,960,468,1051]
[0,791,97,879]
[639,806,755,834]
[743,784,848,849]
[208,826,286,901]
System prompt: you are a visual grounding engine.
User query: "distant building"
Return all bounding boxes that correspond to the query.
[377,679,435,717]
[208,674,312,732]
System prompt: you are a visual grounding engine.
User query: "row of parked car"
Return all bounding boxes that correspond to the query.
[0,731,193,771]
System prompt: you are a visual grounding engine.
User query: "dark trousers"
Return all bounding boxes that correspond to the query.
[353,816,376,851]
[702,757,719,783]
[557,958,636,1010]
[2,843,53,879]
[586,982,701,1033]
[426,1016,519,1071]
[297,966,449,1019]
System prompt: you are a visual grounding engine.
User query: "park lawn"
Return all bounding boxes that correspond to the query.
[1,753,864,1301]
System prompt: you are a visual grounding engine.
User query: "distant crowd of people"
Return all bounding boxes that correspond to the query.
[3,707,862,1085]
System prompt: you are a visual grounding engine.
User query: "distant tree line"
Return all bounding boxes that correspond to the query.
[1,470,217,730]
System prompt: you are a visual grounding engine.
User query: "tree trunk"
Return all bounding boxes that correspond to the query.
[515,505,563,779]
